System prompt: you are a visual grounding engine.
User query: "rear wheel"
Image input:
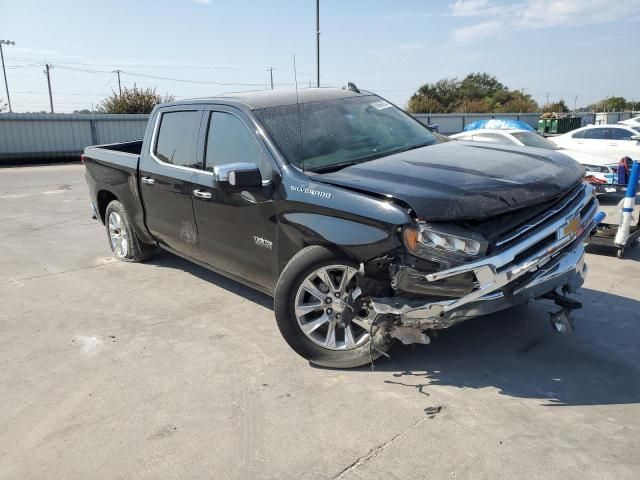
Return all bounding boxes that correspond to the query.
[274,246,393,368]
[105,200,155,262]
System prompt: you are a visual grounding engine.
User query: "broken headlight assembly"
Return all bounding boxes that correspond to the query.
[402,223,488,260]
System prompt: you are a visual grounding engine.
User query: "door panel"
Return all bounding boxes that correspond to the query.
[139,109,204,260]
[191,108,278,291]
[192,171,277,290]
[607,128,640,160]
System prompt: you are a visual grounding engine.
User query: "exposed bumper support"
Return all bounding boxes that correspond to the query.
[370,202,605,330]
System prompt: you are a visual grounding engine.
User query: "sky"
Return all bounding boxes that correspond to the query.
[1,0,639,113]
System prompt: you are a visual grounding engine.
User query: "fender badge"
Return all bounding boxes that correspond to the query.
[290,185,332,199]
[254,236,273,250]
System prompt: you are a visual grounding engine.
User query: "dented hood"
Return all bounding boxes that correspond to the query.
[311,142,585,221]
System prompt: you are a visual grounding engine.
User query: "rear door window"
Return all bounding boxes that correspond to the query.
[204,111,271,179]
[583,128,609,140]
[154,111,202,169]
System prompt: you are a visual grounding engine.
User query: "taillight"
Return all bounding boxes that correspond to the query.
[80,154,86,164]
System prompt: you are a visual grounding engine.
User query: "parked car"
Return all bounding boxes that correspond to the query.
[550,124,640,162]
[619,116,640,128]
[450,129,619,186]
[83,88,600,368]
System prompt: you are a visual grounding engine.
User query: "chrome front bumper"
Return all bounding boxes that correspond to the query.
[371,184,604,329]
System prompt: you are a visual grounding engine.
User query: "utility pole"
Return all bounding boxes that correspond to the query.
[546,92,549,105]
[44,63,54,113]
[268,67,274,90]
[316,0,320,87]
[114,69,122,95]
[573,95,578,113]
[0,39,15,113]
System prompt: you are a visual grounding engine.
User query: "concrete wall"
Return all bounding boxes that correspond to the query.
[0,113,149,162]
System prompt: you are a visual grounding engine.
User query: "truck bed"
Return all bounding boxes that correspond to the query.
[84,140,143,167]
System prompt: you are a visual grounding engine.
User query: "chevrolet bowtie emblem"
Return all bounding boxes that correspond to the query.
[563,216,580,236]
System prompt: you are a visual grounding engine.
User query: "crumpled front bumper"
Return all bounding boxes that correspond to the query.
[370,185,604,330]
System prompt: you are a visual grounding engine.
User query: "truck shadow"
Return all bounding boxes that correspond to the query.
[363,288,640,407]
[146,250,273,309]
[148,250,640,407]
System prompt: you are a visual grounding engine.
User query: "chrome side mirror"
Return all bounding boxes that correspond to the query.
[213,163,262,188]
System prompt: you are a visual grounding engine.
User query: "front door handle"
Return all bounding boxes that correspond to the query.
[141,176,155,185]
[193,189,212,200]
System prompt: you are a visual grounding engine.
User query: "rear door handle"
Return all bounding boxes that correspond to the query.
[141,176,155,185]
[193,189,212,200]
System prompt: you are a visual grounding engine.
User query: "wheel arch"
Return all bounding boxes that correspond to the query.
[96,189,118,223]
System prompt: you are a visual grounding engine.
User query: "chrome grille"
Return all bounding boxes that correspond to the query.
[494,182,592,251]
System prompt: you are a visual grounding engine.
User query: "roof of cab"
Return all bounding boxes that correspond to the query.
[165,87,374,110]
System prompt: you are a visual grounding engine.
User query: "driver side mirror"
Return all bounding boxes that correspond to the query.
[630,134,640,141]
[214,163,262,188]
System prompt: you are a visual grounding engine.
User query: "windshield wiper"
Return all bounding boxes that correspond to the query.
[309,160,364,173]
[386,141,434,155]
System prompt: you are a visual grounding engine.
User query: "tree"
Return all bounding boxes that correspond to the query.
[542,100,569,113]
[457,98,491,113]
[588,96,629,112]
[406,96,444,114]
[0,97,7,113]
[98,85,174,114]
[407,72,538,114]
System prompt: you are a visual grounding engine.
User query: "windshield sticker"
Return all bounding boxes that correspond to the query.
[290,185,332,200]
[370,100,392,110]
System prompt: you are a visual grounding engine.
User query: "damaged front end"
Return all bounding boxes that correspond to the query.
[357,182,604,345]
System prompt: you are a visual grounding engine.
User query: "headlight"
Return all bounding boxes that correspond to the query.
[583,164,608,173]
[403,223,487,259]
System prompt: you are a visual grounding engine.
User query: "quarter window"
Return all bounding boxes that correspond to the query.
[205,112,271,179]
[571,130,586,139]
[154,111,202,169]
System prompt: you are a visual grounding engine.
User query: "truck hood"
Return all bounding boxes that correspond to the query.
[311,142,585,221]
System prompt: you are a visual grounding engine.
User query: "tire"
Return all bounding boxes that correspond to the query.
[274,245,393,368]
[105,200,155,262]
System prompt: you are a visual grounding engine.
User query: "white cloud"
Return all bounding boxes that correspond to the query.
[193,0,211,4]
[451,0,640,41]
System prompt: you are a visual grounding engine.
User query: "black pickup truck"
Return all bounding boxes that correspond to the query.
[83,87,602,368]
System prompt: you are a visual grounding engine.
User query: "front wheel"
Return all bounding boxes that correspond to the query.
[274,246,393,368]
[105,200,155,262]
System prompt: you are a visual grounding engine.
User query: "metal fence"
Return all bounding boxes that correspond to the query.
[0,110,638,162]
[0,113,149,162]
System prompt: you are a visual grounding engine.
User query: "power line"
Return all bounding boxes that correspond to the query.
[48,63,293,87]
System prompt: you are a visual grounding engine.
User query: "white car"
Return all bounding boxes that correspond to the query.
[550,124,640,162]
[449,129,618,185]
[619,116,640,128]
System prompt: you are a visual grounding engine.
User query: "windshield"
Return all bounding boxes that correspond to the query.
[511,131,561,150]
[253,95,437,172]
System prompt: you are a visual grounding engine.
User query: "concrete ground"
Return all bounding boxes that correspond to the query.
[1,163,639,480]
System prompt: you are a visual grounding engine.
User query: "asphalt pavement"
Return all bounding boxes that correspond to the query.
[1,163,639,479]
